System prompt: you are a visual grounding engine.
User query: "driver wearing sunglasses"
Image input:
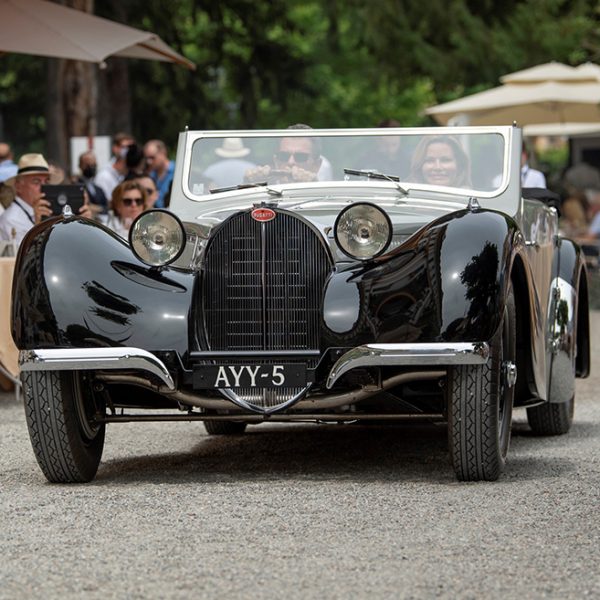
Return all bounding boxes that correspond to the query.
[245,125,322,184]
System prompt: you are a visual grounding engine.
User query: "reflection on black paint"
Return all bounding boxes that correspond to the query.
[464,242,500,329]
[81,280,141,333]
[82,280,141,315]
[64,323,131,346]
[90,308,130,326]
[445,242,500,337]
[557,299,568,335]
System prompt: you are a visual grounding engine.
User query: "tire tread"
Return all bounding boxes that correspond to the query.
[22,370,104,483]
[527,399,573,436]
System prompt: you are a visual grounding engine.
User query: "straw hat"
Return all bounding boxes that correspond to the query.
[5,153,50,187]
[215,137,250,158]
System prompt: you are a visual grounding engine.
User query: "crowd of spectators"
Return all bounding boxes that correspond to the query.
[4,129,600,250]
[0,132,176,246]
[554,160,600,246]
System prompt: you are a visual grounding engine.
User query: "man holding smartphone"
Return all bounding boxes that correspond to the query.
[0,153,90,247]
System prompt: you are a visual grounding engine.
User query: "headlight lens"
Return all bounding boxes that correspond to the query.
[129,210,186,267]
[334,203,392,260]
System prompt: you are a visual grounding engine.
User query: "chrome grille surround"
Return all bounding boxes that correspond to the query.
[201,209,332,412]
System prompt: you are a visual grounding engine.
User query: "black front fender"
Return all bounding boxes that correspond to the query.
[322,208,520,347]
[12,218,195,358]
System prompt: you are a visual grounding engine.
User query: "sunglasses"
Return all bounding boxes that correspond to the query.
[122,196,144,207]
[275,151,311,163]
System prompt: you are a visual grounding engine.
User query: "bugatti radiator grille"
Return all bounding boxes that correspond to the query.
[201,209,332,411]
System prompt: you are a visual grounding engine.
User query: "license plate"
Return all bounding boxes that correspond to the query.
[193,364,306,389]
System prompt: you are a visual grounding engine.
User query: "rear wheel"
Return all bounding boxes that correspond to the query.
[204,420,247,435]
[527,396,574,435]
[447,288,516,481]
[22,370,105,483]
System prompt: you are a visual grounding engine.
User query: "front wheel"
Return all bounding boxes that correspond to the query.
[22,370,105,483]
[447,288,516,481]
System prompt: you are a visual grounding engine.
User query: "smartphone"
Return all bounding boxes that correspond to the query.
[41,184,85,217]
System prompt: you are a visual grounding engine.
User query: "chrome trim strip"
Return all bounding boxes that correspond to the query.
[19,348,175,390]
[190,350,321,358]
[327,342,489,389]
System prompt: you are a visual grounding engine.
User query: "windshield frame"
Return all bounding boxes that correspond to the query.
[179,126,515,202]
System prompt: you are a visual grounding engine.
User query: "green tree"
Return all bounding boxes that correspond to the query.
[1,0,599,163]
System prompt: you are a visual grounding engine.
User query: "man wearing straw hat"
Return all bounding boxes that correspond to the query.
[203,137,257,189]
[0,153,89,247]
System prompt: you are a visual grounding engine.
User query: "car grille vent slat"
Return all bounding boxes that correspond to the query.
[201,210,332,411]
[203,210,331,356]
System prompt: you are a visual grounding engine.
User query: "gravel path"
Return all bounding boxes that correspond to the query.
[1,314,599,599]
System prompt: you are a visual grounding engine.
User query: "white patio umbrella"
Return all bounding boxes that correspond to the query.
[425,62,600,126]
[500,61,596,84]
[0,0,195,69]
[523,122,600,137]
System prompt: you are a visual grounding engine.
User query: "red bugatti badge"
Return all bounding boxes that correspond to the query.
[251,207,276,222]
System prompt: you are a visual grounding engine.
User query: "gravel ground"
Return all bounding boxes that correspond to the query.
[0,313,599,599]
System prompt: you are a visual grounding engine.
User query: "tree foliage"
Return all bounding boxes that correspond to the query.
[0,0,599,161]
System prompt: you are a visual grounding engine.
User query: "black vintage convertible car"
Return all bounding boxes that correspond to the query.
[13,126,590,482]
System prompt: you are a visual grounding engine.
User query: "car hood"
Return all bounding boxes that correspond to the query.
[177,185,470,239]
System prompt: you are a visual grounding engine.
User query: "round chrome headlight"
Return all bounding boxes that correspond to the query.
[129,209,186,267]
[334,203,392,260]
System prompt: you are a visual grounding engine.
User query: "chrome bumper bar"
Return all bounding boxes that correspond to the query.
[19,348,175,390]
[19,342,489,395]
[326,342,489,388]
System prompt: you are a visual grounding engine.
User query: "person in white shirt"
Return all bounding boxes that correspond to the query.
[0,153,51,246]
[521,144,546,188]
[0,153,91,248]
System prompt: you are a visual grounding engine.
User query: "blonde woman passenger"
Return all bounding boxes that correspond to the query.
[409,135,471,188]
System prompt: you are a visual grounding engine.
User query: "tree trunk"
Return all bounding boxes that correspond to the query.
[46,58,66,167]
[45,0,97,175]
[96,0,132,138]
[97,58,131,136]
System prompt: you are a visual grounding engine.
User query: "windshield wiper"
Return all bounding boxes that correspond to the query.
[343,168,409,195]
[209,182,267,194]
[209,181,283,197]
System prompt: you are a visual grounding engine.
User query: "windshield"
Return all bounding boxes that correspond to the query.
[187,130,507,196]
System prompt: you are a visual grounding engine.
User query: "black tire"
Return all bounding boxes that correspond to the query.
[447,288,516,481]
[526,396,574,435]
[22,370,105,483]
[204,420,247,435]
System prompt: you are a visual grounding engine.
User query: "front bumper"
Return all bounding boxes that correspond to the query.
[326,342,489,387]
[19,348,176,389]
[19,342,489,390]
